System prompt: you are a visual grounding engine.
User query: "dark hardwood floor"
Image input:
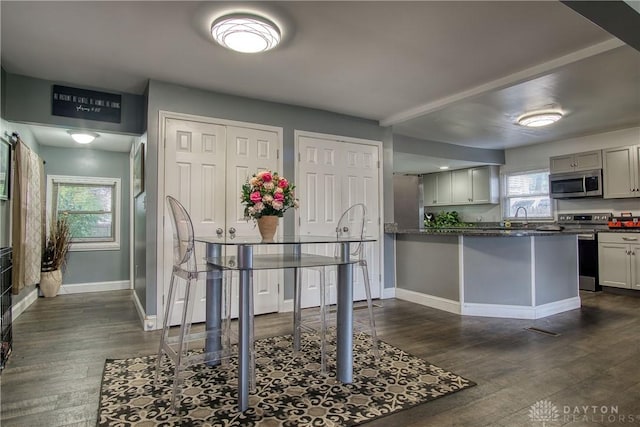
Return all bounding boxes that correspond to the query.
[1,290,639,426]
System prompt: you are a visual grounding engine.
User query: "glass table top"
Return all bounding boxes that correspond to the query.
[195,234,377,245]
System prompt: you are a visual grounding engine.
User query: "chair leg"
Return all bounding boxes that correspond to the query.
[170,277,198,413]
[248,271,256,392]
[293,267,302,353]
[155,271,177,386]
[360,262,380,360]
[319,267,327,373]
[222,270,233,367]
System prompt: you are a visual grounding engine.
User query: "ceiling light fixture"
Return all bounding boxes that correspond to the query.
[517,111,563,128]
[211,14,281,53]
[68,130,99,144]
[439,166,450,170]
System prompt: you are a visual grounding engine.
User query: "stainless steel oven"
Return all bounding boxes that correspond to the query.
[550,169,603,199]
[558,212,611,291]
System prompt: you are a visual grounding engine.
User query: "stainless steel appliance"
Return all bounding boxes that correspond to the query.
[393,175,424,229]
[550,169,603,199]
[558,212,611,291]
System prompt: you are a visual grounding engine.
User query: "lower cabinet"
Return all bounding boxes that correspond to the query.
[598,233,640,289]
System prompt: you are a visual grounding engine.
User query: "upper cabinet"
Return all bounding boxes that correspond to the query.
[603,145,640,199]
[424,171,452,206]
[549,150,602,174]
[424,165,499,206]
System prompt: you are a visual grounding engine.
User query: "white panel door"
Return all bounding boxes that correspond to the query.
[164,118,227,325]
[163,119,281,325]
[297,136,342,307]
[225,125,281,317]
[297,135,381,307]
[341,141,381,302]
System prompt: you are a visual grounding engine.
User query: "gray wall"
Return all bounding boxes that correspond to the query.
[535,235,579,304]
[143,80,389,315]
[394,133,505,164]
[40,146,130,285]
[2,71,145,135]
[463,237,532,305]
[396,234,460,300]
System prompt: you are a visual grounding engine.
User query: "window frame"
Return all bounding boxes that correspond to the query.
[501,169,555,222]
[46,175,121,251]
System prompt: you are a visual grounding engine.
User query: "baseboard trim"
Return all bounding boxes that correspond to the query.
[133,290,158,331]
[462,296,581,319]
[12,287,39,320]
[59,280,131,295]
[395,288,461,314]
[280,299,293,313]
[534,296,581,318]
[382,287,396,299]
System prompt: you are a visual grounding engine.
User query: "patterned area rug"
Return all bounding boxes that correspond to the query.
[98,333,475,426]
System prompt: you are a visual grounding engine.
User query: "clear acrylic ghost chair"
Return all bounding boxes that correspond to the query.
[295,203,379,372]
[154,196,235,413]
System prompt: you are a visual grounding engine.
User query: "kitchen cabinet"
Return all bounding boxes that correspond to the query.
[424,171,452,206]
[549,150,602,174]
[603,145,640,199]
[424,166,498,206]
[598,232,640,290]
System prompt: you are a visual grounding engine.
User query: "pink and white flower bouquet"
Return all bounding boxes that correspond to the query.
[241,170,298,220]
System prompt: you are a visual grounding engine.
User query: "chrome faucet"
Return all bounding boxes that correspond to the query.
[515,206,529,227]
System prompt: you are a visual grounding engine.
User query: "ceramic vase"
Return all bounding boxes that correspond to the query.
[40,269,62,298]
[257,215,278,241]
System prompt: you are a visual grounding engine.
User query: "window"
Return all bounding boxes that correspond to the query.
[503,170,553,220]
[47,175,121,251]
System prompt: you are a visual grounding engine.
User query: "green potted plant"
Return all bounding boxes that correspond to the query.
[40,215,71,297]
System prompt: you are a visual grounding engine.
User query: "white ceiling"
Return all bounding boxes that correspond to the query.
[28,124,134,153]
[1,1,639,165]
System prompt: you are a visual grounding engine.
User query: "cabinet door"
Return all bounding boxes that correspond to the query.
[470,167,491,203]
[550,154,577,173]
[436,171,452,205]
[598,242,631,288]
[603,146,635,198]
[574,150,602,171]
[423,173,438,206]
[632,244,640,290]
[451,169,470,204]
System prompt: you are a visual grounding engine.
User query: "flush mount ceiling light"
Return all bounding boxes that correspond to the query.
[211,14,281,53]
[68,130,99,144]
[517,111,564,128]
[439,166,450,170]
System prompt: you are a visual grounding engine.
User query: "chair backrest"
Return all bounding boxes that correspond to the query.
[335,203,367,259]
[166,196,197,271]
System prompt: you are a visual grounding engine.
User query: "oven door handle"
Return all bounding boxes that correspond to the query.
[622,236,638,241]
[577,233,596,240]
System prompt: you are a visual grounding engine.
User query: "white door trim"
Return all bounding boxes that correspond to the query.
[293,129,385,301]
[156,110,284,327]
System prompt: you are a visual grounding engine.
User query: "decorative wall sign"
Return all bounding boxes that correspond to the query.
[52,85,122,123]
[0,138,11,200]
[133,143,145,197]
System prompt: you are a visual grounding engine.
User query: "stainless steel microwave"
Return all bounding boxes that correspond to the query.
[550,169,603,199]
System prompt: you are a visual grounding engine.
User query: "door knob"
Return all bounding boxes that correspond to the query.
[228,227,236,235]
[216,228,223,236]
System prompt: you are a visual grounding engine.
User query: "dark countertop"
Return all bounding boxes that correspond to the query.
[388,228,581,237]
[384,223,640,236]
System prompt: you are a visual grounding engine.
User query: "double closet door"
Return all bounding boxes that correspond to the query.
[163,116,282,325]
[296,133,382,308]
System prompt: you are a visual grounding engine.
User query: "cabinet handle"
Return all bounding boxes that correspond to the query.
[622,237,638,241]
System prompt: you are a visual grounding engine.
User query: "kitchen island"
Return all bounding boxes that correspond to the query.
[392,228,581,319]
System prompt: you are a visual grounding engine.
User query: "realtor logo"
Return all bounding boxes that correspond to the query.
[529,399,560,426]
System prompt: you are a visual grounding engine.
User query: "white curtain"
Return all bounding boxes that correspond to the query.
[11,140,44,294]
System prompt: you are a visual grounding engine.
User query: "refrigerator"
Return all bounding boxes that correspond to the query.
[393,175,424,229]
